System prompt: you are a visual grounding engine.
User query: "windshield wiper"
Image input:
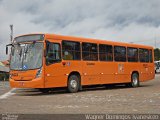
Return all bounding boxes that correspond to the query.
[24,45,29,60]
[24,41,37,60]
[16,43,23,59]
[19,48,22,59]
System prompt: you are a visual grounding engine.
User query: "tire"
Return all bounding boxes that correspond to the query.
[39,88,50,93]
[131,73,139,87]
[67,75,80,93]
[125,83,131,87]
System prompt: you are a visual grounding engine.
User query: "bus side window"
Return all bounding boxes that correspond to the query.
[62,40,81,60]
[46,42,61,65]
[99,44,113,61]
[139,48,149,63]
[114,46,126,62]
[82,42,98,61]
[149,49,153,63]
[127,47,138,62]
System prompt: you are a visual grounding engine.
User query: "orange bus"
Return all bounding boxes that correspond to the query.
[6,33,155,93]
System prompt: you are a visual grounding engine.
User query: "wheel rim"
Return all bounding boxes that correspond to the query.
[70,79,77,89]
[133,76,138,86]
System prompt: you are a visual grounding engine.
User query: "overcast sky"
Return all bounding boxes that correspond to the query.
[0,0,160,61]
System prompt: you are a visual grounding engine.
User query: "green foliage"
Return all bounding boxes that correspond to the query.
[0,72,9,81]
[154,48,160,61]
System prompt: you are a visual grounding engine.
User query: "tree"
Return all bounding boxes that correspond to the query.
[154,48,160,61]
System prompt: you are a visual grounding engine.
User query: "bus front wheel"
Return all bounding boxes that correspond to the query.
[67,75,80,93]
[131,73,139,87]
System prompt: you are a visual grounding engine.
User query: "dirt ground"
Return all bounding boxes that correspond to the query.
[0,74,160,114]
[0,81,10,96]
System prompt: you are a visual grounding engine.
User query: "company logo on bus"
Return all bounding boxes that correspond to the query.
[23,65,28,70]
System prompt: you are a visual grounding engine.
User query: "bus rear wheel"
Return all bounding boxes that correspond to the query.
[67,75,80,93]
[131,73,139,87]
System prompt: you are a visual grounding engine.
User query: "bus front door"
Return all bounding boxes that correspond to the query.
[44,40,66,88]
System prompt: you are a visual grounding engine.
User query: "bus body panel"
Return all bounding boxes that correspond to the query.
[10,69,45,88]
[98,61,115,84]
[44,60,83,88]
[10,77,44,88]
[10,70,38,81]
[44,39,83,88]
[140,62,155,82]
[81,61,100,85]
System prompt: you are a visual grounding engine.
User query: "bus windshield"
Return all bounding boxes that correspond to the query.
[10,42,43,70]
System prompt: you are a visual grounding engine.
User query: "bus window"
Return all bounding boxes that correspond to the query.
[62,41,81,60]
[127,47,138,62]
[149,50,153,63]
[139,48,149,62]
[46,42,61,65]
[82,42,98,61]
[99,44,113,61]
[114,46,126,62]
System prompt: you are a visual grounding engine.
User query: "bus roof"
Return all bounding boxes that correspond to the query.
[15,33,154,49]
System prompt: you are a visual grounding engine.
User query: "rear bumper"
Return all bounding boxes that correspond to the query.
[10,77,44,88]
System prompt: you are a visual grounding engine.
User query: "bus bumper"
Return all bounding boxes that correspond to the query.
[10,78,44,88]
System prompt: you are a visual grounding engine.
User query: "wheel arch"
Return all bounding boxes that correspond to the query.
[131,71,140,87]
[68,71,82,90]
[131,71,139,78]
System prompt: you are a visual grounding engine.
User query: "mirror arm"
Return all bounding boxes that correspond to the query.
[44,49,47,57]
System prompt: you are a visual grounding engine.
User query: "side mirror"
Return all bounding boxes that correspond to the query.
[6,44,14,55]
[6,46,8,55]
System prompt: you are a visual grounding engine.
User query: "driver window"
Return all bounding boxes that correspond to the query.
[46,42,61,65]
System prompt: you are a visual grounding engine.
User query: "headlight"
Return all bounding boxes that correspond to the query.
[36,68,42,78]
[9,74,12,78]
